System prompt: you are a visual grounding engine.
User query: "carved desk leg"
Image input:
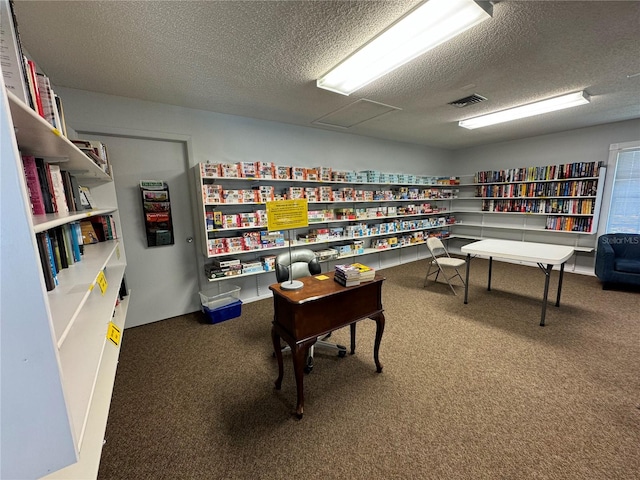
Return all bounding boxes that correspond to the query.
[291,343,308,419]
[373,312,385,373]
[271,326,283,390]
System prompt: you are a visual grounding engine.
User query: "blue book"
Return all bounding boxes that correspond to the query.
[69,221,82,262]
[44,231,59,286]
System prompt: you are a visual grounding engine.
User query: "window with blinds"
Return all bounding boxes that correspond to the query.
[606,147,640,233]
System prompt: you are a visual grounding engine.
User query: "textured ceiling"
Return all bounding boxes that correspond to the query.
[11,0,640,150]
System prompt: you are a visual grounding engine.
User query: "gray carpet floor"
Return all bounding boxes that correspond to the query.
[98,258,640,480]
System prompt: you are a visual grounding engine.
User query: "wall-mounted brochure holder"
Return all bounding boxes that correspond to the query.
[140,180,174,247]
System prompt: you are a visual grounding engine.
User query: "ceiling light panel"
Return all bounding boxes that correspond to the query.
[317,0,492,96]
[458,91,591,129]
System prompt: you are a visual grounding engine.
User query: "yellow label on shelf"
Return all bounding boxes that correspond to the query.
[315,274,330,280]
[266,199,309,230]
[96,270,108,295]
[116,245,120,260]
[51,128,61,137]
[107,322,121,346]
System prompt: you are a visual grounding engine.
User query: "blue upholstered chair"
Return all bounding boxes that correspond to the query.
[595,234,640,289]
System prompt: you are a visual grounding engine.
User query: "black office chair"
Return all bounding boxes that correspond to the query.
[275,249,347,373]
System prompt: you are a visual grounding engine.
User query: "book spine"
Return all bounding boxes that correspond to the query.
[25,59,44,117]
[34,157,54,213]
[61,170,76,212]
[21,155,46,215]
[53,227,69,269]
[43,161,58,213]
[0,0,30,104]
[62,224,75,265]
[36,73,58,129]
[44,231,59,286]
[48,164,69,213]
[35,232,55,291]
[71,221,84,257]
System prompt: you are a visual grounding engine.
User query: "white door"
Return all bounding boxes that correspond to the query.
[81,134,200,327]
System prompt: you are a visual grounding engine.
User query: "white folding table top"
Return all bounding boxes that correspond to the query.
[461,239,575,265]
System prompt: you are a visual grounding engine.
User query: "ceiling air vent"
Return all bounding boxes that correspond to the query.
[448,94,487,108]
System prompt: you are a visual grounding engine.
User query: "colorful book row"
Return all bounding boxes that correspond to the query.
[475,161,600,183]
[481,198,595,215]
[475,179,598,198]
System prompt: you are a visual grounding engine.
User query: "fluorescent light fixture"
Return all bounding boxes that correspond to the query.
[316,0,492,96]
[459,91,591,129]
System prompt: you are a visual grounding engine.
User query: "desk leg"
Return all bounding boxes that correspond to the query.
[350,323,356,355]
[464,254,471,304]
[540,263,553,327]
[373,313,385,373]
[271,327,283,390]
[488,256,493,291]
[556,262,565,307]
[292,343,308,419]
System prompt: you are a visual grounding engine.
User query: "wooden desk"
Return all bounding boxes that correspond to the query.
[461,239,574,326]
[270,272,385,418]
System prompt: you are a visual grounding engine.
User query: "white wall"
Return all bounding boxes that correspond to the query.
[56,87,452,174]
[450,119,640,175]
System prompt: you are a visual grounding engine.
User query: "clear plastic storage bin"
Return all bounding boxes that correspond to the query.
[199,284,241,310]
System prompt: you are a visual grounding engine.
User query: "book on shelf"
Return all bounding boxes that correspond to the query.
[21,155,46,215]
[25,58,44,117]
[71,139,111,175]
[79,219,100,245]
[60,170,78,212]
[35,232,56,291]
[91,215,117,241]
[54,93,67,137]
[0,0,31,105]
[44,231,58,287]
[71,221,84,257]
[51,226,68,270]
[61,223,76,266]
[48,164,69,214]
[34,157,55,213]
[78,185,95,209]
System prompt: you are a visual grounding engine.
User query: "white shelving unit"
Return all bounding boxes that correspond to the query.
[193,164,458,298]
[1,86,129,479]
[449,167,606,255]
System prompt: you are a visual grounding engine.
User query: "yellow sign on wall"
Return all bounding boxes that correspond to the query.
[266,199,309,231]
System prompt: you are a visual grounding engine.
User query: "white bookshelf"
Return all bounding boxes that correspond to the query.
[1,86,129,479]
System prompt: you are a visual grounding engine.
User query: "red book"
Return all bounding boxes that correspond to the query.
[26,59,44,117]
[21,155,46,215]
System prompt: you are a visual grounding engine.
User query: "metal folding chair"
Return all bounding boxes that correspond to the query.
[424,237,466,295]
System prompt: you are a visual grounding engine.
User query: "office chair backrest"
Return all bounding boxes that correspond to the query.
[275,249,321,283]
[427,237,448,258]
